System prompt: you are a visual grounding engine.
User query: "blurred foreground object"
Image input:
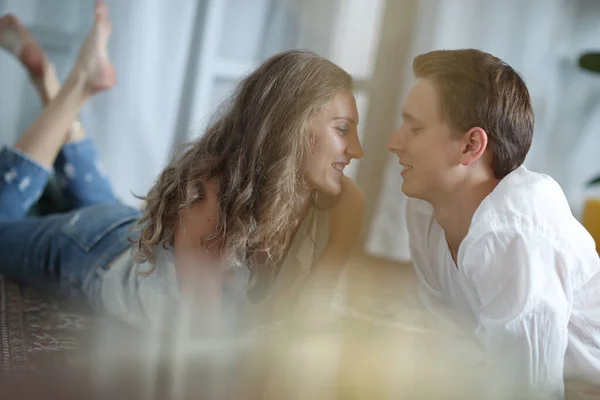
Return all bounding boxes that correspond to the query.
[583,198,600,254]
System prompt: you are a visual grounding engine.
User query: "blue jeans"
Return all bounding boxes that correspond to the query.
[0,138,141,310]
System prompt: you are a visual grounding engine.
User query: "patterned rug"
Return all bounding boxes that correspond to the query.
[0,276,95,378]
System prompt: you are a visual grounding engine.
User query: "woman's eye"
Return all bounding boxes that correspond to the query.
[336,127,348,136]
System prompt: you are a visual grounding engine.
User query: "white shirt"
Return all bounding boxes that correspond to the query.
[406,166,600,398]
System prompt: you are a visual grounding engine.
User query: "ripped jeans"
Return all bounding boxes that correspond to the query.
[0,138,141,309]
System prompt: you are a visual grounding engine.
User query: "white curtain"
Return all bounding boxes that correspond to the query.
[80,0,201,206]
[367,0,600,262]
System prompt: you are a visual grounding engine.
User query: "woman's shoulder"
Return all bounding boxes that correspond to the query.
[320,176,364,246]
[174,177,222,251]
[326,176,364,216]
[181,177,220,216]
[315,176,364,211]
[339,176,364,207]
[204,176,220,197]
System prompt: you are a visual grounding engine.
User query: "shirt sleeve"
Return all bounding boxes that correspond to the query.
[405,198,441,308]
[465,230,570,399]
[405,198,460,333]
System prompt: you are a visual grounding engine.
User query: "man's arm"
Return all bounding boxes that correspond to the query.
[467,231,570,398]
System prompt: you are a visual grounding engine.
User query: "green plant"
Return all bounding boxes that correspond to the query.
[579,52,600,187]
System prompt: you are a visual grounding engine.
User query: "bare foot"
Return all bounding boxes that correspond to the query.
[0,14,60,102]
[0,14,42,74]
[73,1,116,94]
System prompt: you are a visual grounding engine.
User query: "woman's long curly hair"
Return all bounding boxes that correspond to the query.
[132,50,353,290]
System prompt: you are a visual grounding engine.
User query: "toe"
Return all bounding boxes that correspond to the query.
[21,45,43,75]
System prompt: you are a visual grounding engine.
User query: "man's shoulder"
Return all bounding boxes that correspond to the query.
[465,166,599,259]
[473,167,571,232]
[490,166,565,207]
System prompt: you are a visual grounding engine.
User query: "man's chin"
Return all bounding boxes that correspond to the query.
[401,182,422,200]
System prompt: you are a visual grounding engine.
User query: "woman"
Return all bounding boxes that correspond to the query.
[0,2,365,331]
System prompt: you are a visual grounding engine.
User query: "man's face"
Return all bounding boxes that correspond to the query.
[387,78,465,202]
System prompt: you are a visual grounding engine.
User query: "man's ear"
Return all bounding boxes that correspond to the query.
[459,126,488,166]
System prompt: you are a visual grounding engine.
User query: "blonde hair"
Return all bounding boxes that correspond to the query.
[133,50,353,293]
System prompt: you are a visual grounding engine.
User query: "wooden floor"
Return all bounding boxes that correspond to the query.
[345,251,416,293]
[236,253,484,400]
[338,251,420,325]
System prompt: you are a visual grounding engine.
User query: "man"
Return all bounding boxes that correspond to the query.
[388,49,600,398]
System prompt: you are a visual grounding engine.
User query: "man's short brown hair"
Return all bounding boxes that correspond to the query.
[413,49,534,179]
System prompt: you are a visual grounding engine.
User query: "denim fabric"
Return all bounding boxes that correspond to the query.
[0,139,141,309]
[0,146,52,220]
[54,137,118,209]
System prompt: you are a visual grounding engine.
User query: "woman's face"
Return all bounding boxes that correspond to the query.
[305,90,364,196]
